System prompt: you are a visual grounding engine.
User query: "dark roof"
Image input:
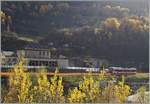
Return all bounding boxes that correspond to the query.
[25,43,50,50]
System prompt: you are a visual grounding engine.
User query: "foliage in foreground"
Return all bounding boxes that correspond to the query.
[136,86,149,104]
[4,60,32,103]
[3,60,148,103]
[31,68,64,103]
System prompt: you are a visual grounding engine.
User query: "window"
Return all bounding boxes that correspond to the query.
[48,61,57,67]
[47,51,49,56]
[43,51,45,57]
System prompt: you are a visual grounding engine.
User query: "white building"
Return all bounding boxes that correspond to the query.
[17,44,51,59]
[2,44,69,69]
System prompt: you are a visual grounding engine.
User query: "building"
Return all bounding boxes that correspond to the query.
[1,51,18,65]
[17,44,51,59]
[69,57,84,67]
[83,58,109,68]
[2,44,109,72]
[69,57,109,69]
[2,43,69,69]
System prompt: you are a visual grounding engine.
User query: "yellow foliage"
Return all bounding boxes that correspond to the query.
[78,72,100,102]
[102,76,131,103]
[4,59,133,103]
[68,71,106,103]
[123,17,148,32]
[31,69,51,103]
[114,76,131,103]
[68,87,86,103]
[68,70,107,103]
[39,4,49,14]
[1,11,6,23]
[103,17,120,30]
[4,58,32,103]
[99,69,105,81]
[136,86,149,104]
[49,68,65,103]
[103,80,116,103]
[31,68,64,103]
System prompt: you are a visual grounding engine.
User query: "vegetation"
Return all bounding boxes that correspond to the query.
[31,68,64,103]
[1,1,149,103]
[4,59,32,103]
[126,73,149,82]
[136,86,149,104]
[2,60,149,103]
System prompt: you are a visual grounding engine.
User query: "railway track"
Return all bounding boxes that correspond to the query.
[0,72,110,77]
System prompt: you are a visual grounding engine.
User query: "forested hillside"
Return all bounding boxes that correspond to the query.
[1,1,149,71]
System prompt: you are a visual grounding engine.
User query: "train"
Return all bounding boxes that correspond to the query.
[64,66,137,75]
[105,67,137,75]
[1,65,136,75]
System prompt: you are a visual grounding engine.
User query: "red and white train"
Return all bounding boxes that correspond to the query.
[105,67,137,75]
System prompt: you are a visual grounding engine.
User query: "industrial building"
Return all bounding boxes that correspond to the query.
[2,44,69,69]
[2,44,110,72]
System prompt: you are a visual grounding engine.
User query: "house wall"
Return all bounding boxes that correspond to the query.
[17,49,51,59]
[57,59,69,68]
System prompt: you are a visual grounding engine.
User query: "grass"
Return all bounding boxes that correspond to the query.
[125,73,149,82]
[62,73,149,84]
[128,73,149,78]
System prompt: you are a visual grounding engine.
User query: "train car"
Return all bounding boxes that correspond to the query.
[107,67,137,75]
[64,67,100,72]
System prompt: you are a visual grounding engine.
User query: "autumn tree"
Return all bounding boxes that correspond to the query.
[68,71,106,103]
[4,58,32,103]
[67,87,86,103]
[102,17,120,30]
[114,76,131,103]
[1,11,6,23]
[49,69,65,103]
[102,80,117,103]
[31,69,51,103]
[31,68,64,103]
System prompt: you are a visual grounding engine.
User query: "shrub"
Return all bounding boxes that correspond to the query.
[31,68,64,103]
[4,58,32,103]
[3,61,136,103]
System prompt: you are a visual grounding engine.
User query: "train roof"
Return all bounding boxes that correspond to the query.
[109,67,136,70]
[65,67,99,70]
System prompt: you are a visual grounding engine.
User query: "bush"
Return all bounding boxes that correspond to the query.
[3,60,143,103]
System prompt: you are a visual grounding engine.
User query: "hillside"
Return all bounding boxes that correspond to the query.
[1,1,149,71]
